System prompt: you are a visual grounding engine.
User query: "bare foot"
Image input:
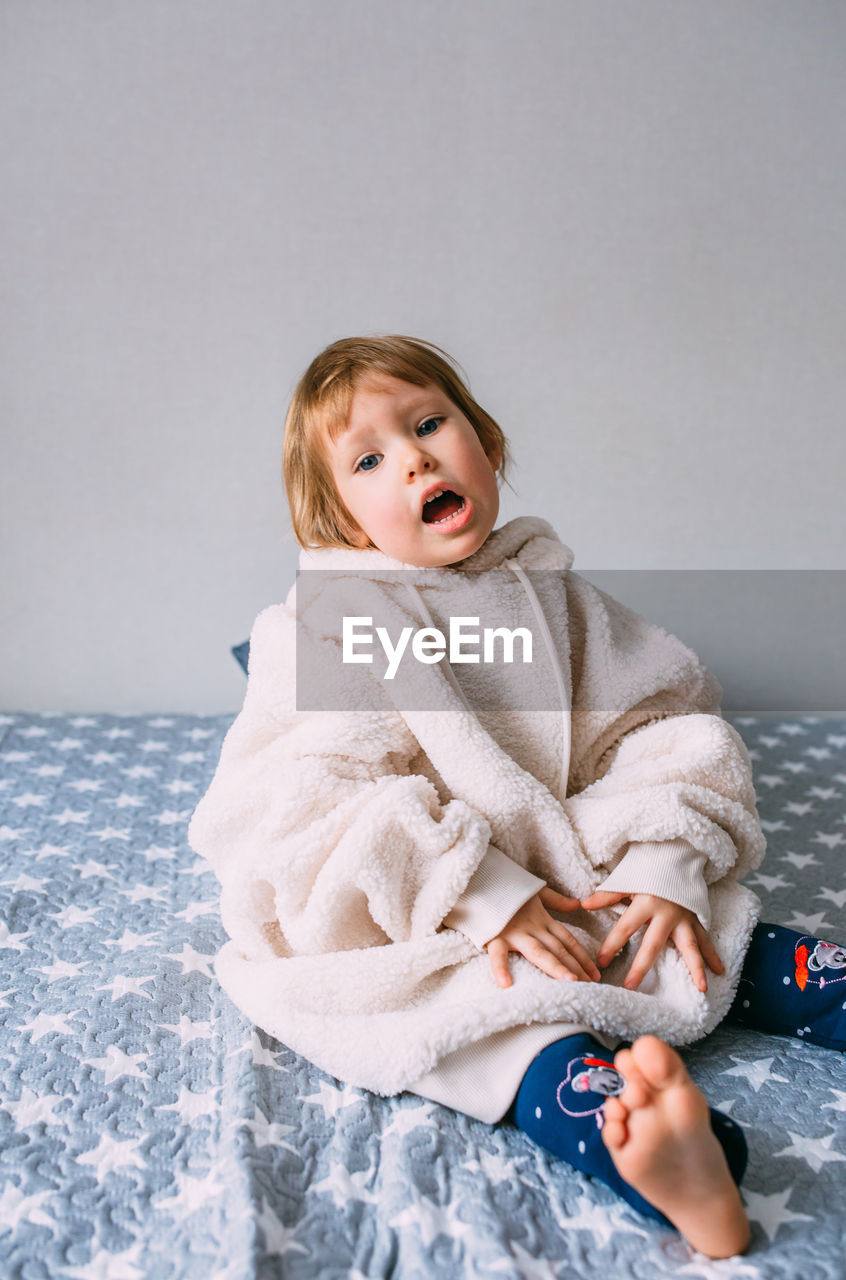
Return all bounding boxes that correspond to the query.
[601,1036,750,1258]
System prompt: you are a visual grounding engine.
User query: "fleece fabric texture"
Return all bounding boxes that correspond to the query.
[188,518,766,1120]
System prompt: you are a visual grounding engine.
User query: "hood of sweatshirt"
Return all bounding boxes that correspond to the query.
[297,516,575,578]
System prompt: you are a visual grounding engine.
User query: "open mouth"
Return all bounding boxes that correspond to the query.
[421,489,466,524]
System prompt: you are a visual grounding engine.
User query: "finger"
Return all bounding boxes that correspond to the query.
[692,920,724,974]
[539,929,598,982]
[622,918,671,991]
[671,921,708,993]
[595,903,649,967]
[580,891,627,911]
[540,886,581,913]
[520,935,581,983]
[548,920,602,981]
[487,937,512,989]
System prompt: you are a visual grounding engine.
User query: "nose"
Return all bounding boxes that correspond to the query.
[404,441,434,480]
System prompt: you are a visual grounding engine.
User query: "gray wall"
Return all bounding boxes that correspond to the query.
[3,1,844,714]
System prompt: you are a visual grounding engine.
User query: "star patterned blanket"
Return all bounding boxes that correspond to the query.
[0,712,844,1279]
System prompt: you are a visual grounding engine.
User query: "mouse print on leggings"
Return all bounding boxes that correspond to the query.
[556,1054,626,1128]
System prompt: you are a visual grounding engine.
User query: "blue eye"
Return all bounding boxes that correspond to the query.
[356,453,381,472]
[418,417,441,437]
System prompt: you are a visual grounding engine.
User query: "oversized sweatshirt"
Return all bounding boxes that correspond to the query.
[188,518,766,1123]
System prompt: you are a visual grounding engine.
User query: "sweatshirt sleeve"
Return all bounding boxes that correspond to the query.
[442,844,546,948]
[560,573,767,900]
[187,600,495,965]
[595,838,712,929]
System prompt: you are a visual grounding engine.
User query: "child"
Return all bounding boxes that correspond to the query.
[189,335,845,1260]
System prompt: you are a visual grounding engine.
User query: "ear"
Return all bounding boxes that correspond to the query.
[486,440,503,472]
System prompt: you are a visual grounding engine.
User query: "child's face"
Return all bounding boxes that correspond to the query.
[326,374,501,567]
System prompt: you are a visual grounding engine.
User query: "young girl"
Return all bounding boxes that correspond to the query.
[189,335,845,1260]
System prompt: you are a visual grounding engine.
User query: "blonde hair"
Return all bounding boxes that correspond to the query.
[282,334,510,549]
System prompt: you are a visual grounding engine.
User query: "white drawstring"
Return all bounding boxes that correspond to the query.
[406,561,573,802]
[504,558,572,801]
[405,584,476,716]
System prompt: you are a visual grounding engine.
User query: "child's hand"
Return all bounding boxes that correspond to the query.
[579,891,724,993]
[487,888,602,989]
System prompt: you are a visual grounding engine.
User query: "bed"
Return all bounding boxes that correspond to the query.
[1,710,844,1278]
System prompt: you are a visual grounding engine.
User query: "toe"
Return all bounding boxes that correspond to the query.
[600,1108,627,1151]
[629,1035,689,1092]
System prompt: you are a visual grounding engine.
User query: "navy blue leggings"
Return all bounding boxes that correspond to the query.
[509,920,846,1223]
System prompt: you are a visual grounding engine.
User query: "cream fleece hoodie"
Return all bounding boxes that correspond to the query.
[188,518,765,1123]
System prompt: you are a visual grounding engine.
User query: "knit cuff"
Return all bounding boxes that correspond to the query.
[443,845,546,949]
[596,838,711,930]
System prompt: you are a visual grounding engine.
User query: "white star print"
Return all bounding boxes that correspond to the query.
[300,1079,366,1118]
[155,1165,226,1214]
[748,871,790,893]
[159,1084,221,1124]
[782,910,830,934]
[0,921,31,950]
[139,844,177,863]
[812,830,846,850]
[160,1014,213,1045]
[7,1085,66,1129]
[164,943,214,977]
[784,801,815,815]
[174,899,218,923]
[51,807,90,825]
[312,1161,380,1208]
[821,1088,846,1113]
[87,1044,147,1085]
[76,1136,147,1182]
[0,1182,55,1232]
[155,808,192,826]
[816,887,846,910]
[79,859,116,880]
[741,1185,813,1241]
[773,1130,846,1174]
[122,764,159,779]
[67,778,103,793]
[722,1056,790,1093]
[39,957,84,982]
[21,1010,79,1042]
[462,1147,523,1187]
[92,825,130,842]
[9,792,47,808]
[755,774,786,789]
[546,1191,635,1250]
[60,1247,146,1280]
[33,841,72,859]
[7,872,46,892]
[97,973,156,1002]
[381,1100,440,1140]
[390,1192,475,1247]
[112,793,144,809]
[255,1198,309,1258]
[106,928,159,952]
[240,1102,297,1149]
[781,851,819,869]
[238,1030,286,1069]
[119,883,168,904]
[50,904,100,928]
